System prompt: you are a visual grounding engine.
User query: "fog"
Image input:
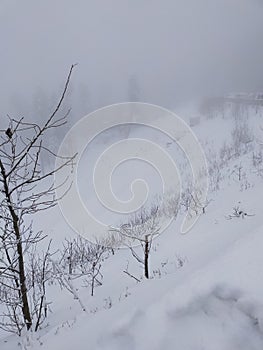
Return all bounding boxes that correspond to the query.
[1,0,263,120]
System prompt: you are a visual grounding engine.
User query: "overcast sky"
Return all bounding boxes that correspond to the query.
[1,0,263,118]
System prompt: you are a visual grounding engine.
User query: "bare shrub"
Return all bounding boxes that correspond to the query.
[231,119,253,156]
[58,236,109,298]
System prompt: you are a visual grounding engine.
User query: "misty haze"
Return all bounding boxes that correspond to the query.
[1,1,263,349]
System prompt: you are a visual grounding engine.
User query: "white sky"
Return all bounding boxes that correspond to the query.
[0,0,263,116]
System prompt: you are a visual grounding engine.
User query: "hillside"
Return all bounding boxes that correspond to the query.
[1,103,263,350]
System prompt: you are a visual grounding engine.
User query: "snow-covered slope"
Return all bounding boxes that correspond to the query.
[1,104,263,350]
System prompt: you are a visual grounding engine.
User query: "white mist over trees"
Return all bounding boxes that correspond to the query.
[1,0,263,121]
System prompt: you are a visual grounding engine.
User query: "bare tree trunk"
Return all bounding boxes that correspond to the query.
[68,242,73,275]
[0,160,32,330]
[144,235,150,279]
[91,263,95,297]
[16,228,32,330]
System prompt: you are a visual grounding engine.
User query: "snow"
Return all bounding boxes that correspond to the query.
[1,104,263,349]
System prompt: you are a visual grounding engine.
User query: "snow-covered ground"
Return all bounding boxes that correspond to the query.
[1,103,263,350]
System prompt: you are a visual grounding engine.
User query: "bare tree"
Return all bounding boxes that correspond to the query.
[58,236,109,298]
[181,187,211,216]
[0,65,76,334]
[128,74,140,102]
[111,206,160,279]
